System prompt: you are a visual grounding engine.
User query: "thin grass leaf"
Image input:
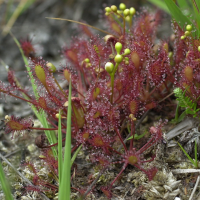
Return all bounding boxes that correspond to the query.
[0,161,14,200]
[71,144,82,167]
[178,142,197,167]
[11,33,58,158]
[59,77,72,200]
[46,17,118,38]
[192,0,200,31]
[196,0,200,11]
[58,109,63,185]
[177,0,191,10]
[164,0,198,37]
[147,0,170,14]
[2,0,29,36]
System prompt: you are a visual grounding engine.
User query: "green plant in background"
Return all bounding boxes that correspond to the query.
[1,0,36,36]
[173,88,200,122]
[148,0,200,38]
[178,140,198,168]
[0,161,13,200]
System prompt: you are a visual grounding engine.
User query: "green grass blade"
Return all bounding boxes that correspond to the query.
[192,0,200,31]
[11,33,58,158]
[164,0,198,37]
[178,142,196,166]
[71,144,82,167]
[147,0,170,14]
[59,78,72,200]
[0,161,14,200]
[196,0,200,11]
[58,109,63,185]
[177,0,191,10]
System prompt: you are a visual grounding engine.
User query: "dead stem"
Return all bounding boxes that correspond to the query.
[46,17,119,38]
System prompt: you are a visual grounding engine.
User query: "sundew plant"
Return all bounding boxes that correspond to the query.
[1,1,200,199]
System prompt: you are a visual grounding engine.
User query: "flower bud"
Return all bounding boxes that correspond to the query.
[129,7,136,15]
[186,24,192,31]
[181,35,186,40]
[119,3,126,10]
[114,55,123,63]
[105,7,111,12]
[198,46,200,52]
[125,16,131,22]
[124,48,131,55]
[168,52,173,58]
[185,31,190,36]
[111,5,117,12]
[46,62,56,73]
[123,9,130,16]
[105,62,114,73]
[84,58,90,63]
[115,42,122,54]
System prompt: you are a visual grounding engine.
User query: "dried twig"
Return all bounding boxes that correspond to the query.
[172,169,200,174]
[82,167,107,199]
[189,175,200,200]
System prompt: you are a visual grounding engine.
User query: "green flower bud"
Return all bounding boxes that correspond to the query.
[181,35,186,40]
[198,46,200,52]
[124,48,131,55]
[168,52,173,58]
[111,5,117,12]
[186,24,192,31]
[105,7,111,12]
[123,9,130,16]
[124,57,129,61]
[105,62,114,73]
[46,62,56,73]
[129,7,136,15]
[185,31,190,36]
[125,61,129,65]
[84,58,90,63]
[119,3,126,10]
[125,16,131,22]
[114,55,123,63]
[115,42,122,54]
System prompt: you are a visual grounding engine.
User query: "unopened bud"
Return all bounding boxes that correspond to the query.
[105,7,111,12]
[114,55,123,63]
[123,9,130,16]
[115,42,122,54]
[186,24,192,31]
[185,31,190,36]
[119,3,126,10]
[111,5,117,12]
[129,7,136,15]
[124,48,131,55]
[46,62,56,73]
[84,58,90,63]
[125,16,131,22]
[181,35,186,40]
[105,62,114,73]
